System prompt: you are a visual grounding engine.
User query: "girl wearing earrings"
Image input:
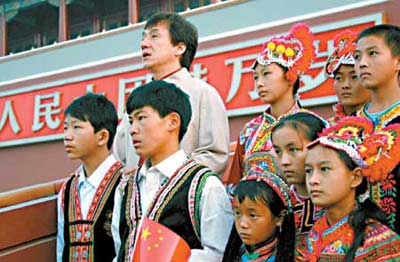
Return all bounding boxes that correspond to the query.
[297,117,400,261]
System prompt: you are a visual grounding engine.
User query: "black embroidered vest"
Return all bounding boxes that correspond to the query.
[117,159,217,261]
[62,161,123,262]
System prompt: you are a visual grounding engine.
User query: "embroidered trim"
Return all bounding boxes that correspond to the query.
[241,102,305,156]
[66,161,123,261]
[241,237,278,262]
[301,216,400,261]
[306,215,353,261]
[188,169,216,241]
[328,103,347,126]
[126,159,196,261]
[356,221,400,259]
[125,167,142,261]
[148,159,195,220]
[291,185,324,235]
[358,102,400,130]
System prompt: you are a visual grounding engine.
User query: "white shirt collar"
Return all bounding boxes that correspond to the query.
[78,154,117,188]
[138,149,187,180]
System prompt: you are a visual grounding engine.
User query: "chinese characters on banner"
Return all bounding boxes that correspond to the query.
[0,14,381,147]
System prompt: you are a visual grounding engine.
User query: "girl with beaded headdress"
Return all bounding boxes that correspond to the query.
[324,30,370,125]
[223,153,295,262]
[296,117,400,261]
[271,112,326,246]
[224,23,325,185]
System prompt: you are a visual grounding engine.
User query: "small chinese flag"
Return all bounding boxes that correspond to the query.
[133,217,191,262]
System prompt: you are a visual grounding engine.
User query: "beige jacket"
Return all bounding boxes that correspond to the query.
[113,68,230,175]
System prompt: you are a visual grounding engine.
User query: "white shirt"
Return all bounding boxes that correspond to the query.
[111,150,233,262]
[56,155,118,262]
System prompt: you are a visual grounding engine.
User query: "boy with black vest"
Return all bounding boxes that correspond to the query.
[57,93,124,261]
[111,80,233,261]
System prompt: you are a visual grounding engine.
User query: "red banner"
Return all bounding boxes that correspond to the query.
[0,14,382,147]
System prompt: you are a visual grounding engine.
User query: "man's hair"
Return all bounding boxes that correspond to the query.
[126,80,192,142]
[145,12,198,70]
[64,93,118,150]
[358,24,400,57]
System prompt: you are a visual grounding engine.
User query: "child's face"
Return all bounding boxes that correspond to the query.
[128,106,172,161]
[333,64,370,108]
[304,144,356,209]
[63,115,99,160]
[233,196,280,246]
[253,63,292,104]
[272,125,309,187]
[355,35,400,90]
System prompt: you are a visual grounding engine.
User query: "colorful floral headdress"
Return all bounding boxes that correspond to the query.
[243,153,293,212]
[252,23,315,83]
[325,30,358,78]
[307,117,400,183]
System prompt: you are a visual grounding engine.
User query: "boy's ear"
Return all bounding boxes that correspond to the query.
[350,167,363,188]
[166,112,181,133]
[97,129,110,147]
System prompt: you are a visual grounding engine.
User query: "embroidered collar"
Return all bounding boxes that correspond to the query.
[243,100,304,155]
[242,236,278,262]
[78,154,117,189]
[332,103,346,119]
[360,100,400,128]
[307,213,353,260]
[262,101,301,122]
[290,184,310,202]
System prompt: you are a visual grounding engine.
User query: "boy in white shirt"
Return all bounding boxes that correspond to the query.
[57,93,123,262]
[112,80,233,261]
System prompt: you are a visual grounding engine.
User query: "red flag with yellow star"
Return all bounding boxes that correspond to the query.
[133,217,191,262]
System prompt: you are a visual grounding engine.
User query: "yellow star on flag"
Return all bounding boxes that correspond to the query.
[141,226,151,241]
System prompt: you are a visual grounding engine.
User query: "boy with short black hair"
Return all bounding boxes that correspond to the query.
[57,93,124,262]
[354,24,400,233]
[112,80,233,262]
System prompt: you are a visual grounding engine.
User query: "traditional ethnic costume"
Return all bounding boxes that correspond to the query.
[290,185,324,245]
[239,237,279,262]
[328,103,346,126]
[325,30,364,126]
[112,150,233,262]
[223,153,294,262]
[56,155,123,262]
[226,23,319,185]
[296,117,400,261]
[298,214,400,261]
[357,101,400,233]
